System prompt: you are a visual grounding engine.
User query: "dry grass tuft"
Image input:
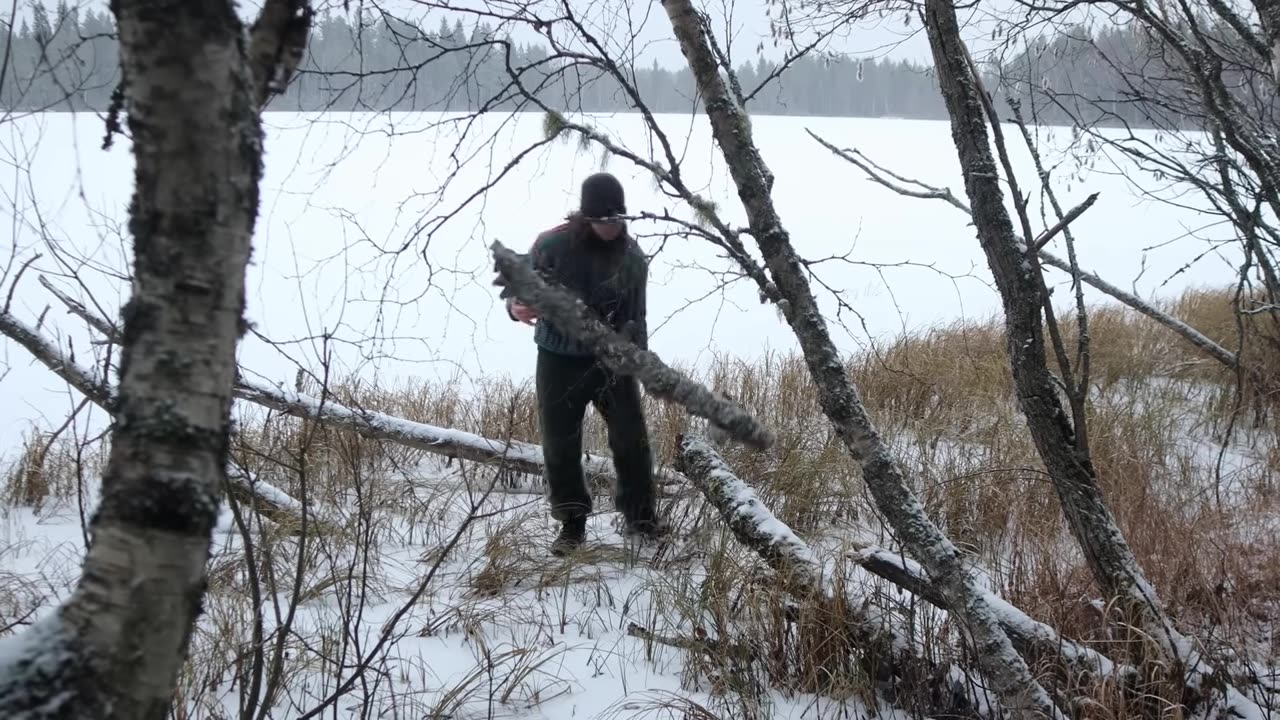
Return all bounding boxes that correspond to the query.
[2,429,105,512]
[3,284,1277,716]
[2,435,51,511]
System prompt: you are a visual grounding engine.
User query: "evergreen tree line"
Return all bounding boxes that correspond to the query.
[2,2,1264,128]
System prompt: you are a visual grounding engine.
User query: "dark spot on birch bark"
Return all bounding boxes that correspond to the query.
[98,470,221,534]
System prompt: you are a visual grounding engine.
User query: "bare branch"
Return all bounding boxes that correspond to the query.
[1032,192,1099,252]
[675,433,981,717]
[0,308,324,525]
[813,127,1241,370]
[39,274,118,338]
[807,129,972,214]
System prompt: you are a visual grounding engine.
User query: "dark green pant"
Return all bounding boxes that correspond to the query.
[536,347,655,523]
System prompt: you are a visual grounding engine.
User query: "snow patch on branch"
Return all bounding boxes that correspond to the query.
[236,377,686,486]
[0,612,80,718]
[685,433,826,584]
[246,378,540,462]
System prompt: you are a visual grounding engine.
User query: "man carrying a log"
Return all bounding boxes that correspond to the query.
[501,172,668,556]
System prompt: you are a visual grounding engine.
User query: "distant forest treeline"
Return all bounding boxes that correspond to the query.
[0,1,1245,127]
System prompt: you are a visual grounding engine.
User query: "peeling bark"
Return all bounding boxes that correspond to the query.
[921,0,1263,715]
[658,0,1064,716]
[490,240,774,450]
[0,0,310,716]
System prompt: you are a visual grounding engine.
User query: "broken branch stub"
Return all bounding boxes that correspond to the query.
[491,239,775,450]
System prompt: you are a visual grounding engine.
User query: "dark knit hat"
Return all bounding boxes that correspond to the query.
[580,172,626,220]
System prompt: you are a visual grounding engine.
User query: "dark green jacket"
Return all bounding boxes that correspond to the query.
[510,219,648,356]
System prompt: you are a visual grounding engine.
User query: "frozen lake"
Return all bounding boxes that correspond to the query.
[0,110,1238,457]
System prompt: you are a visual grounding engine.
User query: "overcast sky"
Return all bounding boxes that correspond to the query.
[37,0,1047,69]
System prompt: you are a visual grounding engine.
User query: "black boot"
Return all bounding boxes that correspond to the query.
[551,516,588,557]
[622,513,671,542]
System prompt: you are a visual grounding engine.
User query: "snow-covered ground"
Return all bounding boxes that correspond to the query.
[0,452,921,719]
[2,109,1275,717]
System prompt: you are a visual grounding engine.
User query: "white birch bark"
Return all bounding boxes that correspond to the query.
[919,0,1264,715]
[657,0,1066,716]
[0,0,310,715]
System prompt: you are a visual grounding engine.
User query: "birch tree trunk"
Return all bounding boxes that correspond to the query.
[0,0,309,716]
[920,0,1261,714]
[658,1,1064,716]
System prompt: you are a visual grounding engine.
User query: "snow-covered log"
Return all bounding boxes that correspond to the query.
[920,2,1265,716]
[844,543,1126,684]
[676,433,983,717]
[234,377,687,491]
[0,307,686,513]
[0,310,321,527]
[37,274,689,496]
[659,1,1064,717]
[490,240,775,451]
[0,0,312,715]
[2,310,340,536]
[676,435,1142,698]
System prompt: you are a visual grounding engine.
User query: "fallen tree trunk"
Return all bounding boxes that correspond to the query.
[234,377,687,490]
[0,310,316,528]
[223,466,338,534]
[34,275,689,492]
[844,542,1127,685]
[675,435,1130,695]
[2,304,685,512]
[674,433,983,718]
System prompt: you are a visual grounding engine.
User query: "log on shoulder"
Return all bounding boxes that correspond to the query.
[490,240,775,451]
